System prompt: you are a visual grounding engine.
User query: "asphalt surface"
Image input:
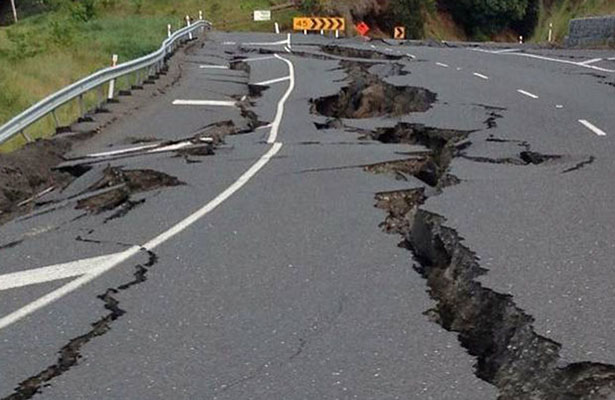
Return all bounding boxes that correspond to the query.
[1,31,614,399]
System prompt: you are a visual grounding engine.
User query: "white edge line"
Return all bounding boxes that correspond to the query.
[267,54,295,144]
[473,72,489,80]
[579,119,607,136]
[243,40,289,46]
[517,89,539,99]
[0,142,285,330]
[0,47,297,332]
[254,76,291,86]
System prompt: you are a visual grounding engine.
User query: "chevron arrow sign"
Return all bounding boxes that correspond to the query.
[293,17,345,31]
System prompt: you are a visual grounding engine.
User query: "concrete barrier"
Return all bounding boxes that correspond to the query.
[566,15,615,47]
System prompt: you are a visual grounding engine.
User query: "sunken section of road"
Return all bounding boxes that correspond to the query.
[311,52,615,399]
[311,60,436,119]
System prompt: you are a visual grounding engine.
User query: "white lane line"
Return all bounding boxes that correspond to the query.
[256,124,273,130]
[173,100,237,107]
[579,58,603,65]
[406,53,416,59]
[287,33,292,49]
[503,52,615,73]
[473,72,489,80]
[243,56,277,63]
[267,54,295,144]
[254,76,291,86]
[243,39,289,46]
[608,57,615,61]
[0,52,298,332]
[284,46,291,53]
[517,89,539,99]
[579,120,607,136]
[491,48,520,54]
[222,41,236,45]
[436,62,449,68]
[199,65,229,69]
[86,143,161,158]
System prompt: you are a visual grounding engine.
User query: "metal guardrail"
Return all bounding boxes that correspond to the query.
[0,18,212,146]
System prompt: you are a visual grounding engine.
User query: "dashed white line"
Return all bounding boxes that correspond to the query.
[254,76,291,86]
[406,53,416,59]
[517,89,539,99]
[243,56,277,63]
[502,52,615,73]
[436,62,449,68]
[608,57,615,61]
[579,120,607,136]
[172,100,237,107]
[473,72,489,80]
[243,39,289,46]
[199,65,229,69]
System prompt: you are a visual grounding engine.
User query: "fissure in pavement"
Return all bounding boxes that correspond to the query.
[312,56,615,399]
[2,251,158,400]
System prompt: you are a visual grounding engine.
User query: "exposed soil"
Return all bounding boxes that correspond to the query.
[75,167,184,214]
[0,39,200,226]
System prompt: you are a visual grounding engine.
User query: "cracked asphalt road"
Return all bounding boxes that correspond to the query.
[1,32,614,399]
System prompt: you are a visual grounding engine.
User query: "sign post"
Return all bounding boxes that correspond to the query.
[394,26,406,40]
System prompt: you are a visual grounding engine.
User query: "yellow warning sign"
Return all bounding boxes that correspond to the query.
[394,26,406,39]
[293,17,345,31]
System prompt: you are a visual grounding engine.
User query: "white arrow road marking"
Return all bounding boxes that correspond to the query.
[254,76,291,86]
[517,89,539,99]
[0,247,141,330]
[172,100,237,107]
[579,120,607,136]
[0,54,296,332]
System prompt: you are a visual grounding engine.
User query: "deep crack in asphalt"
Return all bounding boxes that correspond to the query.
[1,250,158,400]
[312,55,615,399]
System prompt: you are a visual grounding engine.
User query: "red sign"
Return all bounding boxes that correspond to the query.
[356,21,370,36]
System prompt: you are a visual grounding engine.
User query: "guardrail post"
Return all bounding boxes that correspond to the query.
[168,24,172,38]
[51,110,60,130]
[78,94,85,120]
[20,130,32,143]
[275,22,280,34]
[548,22,553,43]
[186,16,192,40]
[107,54,119,100]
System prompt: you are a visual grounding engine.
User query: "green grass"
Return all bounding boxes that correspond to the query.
[532,0,615,43]
[0,0,296,153]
